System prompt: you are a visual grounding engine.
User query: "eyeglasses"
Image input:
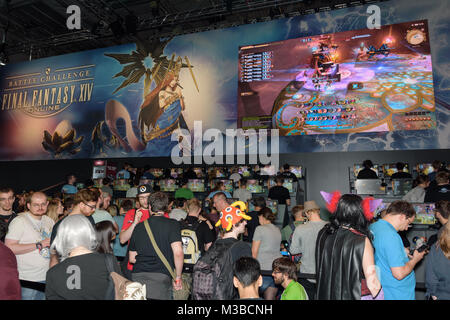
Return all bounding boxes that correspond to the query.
[0,196,14,202]
[83,202,96,210]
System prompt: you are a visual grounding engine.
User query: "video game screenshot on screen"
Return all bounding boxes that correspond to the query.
[238,20,436,136]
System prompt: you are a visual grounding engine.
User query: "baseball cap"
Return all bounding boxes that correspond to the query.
[137,184,152,195]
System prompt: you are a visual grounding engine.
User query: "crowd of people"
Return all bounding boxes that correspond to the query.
[0,159,449,301]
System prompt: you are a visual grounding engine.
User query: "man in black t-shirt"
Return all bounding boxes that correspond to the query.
[357,160,379,179]
[280,164,298,182]
[391,162,412,179]
[128,192,184,300]
[424,171,450,203]
[0,187,17,243]
[268,176,291,205]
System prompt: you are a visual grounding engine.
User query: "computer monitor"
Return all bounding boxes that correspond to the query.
[215,167,227,178]
[170,168,184,178]
[239,166,251,177]
[260,165,277,176]
[289,166,303,178]
[416,163,434,175]
[354,179,385,195]
[159,179,177,192]
[268,178,294,193]
[248,199,278,214]
[187,179,205,192]
[266,200,278,215]
[150,168,164,178]
[246,179,264,193]
[210,179,234,193]
[113,179,131,191]
[382,163,410,177]
[353,164,379,178]
[139,178,155,186]
[412,203,436,225]
[373,201,391,219]
[193,167,205,178]
[392,179,413,196]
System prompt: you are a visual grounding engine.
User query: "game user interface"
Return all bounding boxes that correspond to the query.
[238,20,436,135]
[150,168,164,178]
[416,163,434,175]
[159,179,177,192]
[353,164,380,178]
[239,166,251,177]
[374,201,391,218]
[383,163,410,177]
[139,179,155,187]
[266,200,278,215]
[246,179,264,193]
[170,168,184,178]
[289,165,303,178]
[187,179,205,192]
[392,179,413,196]
[210,179,234,193]
[268,178,294,192]
[193,168,205,178]
[260,164,277,176]
[412,203,436,224]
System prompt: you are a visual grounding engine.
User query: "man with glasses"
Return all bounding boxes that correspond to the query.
[49,188,99,268]
[119,184,152,273]
[0,187,17,242]
[5,192,54,300]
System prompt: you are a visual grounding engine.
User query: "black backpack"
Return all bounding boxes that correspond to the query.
[192,239,239,300]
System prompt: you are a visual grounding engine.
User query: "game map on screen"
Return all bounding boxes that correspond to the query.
[238,20,436,135]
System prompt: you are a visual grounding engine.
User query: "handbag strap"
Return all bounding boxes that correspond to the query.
[143,219,176,280]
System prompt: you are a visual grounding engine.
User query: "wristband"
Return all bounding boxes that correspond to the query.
[36,242,42,250]
[175,279,182,284]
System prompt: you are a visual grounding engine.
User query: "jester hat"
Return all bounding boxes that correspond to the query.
[215,201,252,232]
[320,190,383,221]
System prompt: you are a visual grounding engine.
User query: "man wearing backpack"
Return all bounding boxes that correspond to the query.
[192,202,252,300]
[179,198,216,299]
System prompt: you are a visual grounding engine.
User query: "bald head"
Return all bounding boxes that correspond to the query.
[213,192,228,212]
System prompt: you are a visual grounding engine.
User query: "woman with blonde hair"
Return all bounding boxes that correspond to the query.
[426,220,450,300]
[46,198,64,223]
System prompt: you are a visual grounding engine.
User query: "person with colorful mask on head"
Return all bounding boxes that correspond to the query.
[192,201,252,300]
[316,191,383,300]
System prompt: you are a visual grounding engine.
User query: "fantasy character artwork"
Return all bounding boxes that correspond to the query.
[238,20,437,137]
[42,120,84,159]
[94,38,199,158]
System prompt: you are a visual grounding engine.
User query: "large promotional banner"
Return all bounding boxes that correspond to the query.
[0,0,448,161]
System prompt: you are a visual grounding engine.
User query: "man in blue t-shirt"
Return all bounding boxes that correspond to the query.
[370,201,427,300]
[61,174,77,195]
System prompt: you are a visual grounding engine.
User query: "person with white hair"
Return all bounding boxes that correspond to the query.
[45,214,120,300]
